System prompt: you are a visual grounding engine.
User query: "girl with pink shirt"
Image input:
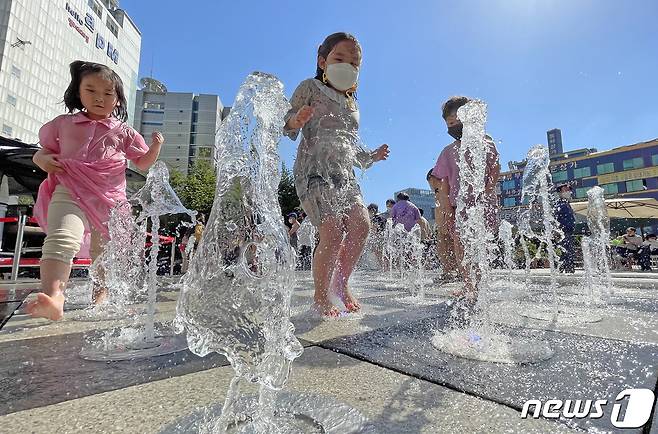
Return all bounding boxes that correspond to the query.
[27,61,164,321]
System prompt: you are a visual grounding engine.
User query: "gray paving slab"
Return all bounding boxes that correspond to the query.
[321,307,658,433]
[0,346,573,434]
[492,299,658,345]
[0,326,227,416]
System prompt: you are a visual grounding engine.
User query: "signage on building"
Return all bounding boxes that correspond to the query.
[65,3,119,65]
[598,166,658,184]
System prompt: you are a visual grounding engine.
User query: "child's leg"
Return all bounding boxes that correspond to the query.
[434,189,457,275]
[312,216,343,316]
[27,186,86,320]
[332,205,370,312]
[90,230,108,304]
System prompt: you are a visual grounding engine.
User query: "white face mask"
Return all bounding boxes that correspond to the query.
[325,63,359,92]
[560,191,572,199]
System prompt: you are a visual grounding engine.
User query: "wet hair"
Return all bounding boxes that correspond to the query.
[396,192,410,201]
[426,169,435,181]
[419,208,424,216]
[647,233,657,239]
[441,96,470,120]
[386,199,396,207]
[367,203,379,213]
[627,227,636,232]
[63,60,128,122]
[315,32,362,81]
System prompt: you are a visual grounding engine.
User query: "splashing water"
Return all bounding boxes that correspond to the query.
[174,72,304,433]
[132,161,196,343]
[499,220,516,285]
[452,100,498,324]
[394,224,428,303]
[581,186,613,301]
[79,162,194,361]
[431,102,554,364]
[518,145,561,319]
[90,201,145,311]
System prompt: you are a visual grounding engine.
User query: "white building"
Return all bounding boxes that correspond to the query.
[0,0,141,143]
[133,78,226,174]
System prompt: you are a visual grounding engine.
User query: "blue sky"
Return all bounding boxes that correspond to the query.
[122,0,658,209]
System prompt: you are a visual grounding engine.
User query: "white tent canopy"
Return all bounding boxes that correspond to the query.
[570,197,658,219]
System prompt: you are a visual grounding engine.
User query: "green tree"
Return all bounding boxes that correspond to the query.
[278,162,299,217]
[168,160,217,216]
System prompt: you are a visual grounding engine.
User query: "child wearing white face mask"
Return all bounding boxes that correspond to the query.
[284,32,390,318]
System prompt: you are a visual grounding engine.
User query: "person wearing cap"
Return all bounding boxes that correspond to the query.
[554,183,575,273]
[616,227,643,268]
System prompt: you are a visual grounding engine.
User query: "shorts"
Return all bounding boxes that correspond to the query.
[299,176,365,227]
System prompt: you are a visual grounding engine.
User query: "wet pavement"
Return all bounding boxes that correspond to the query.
[0,270,656,433]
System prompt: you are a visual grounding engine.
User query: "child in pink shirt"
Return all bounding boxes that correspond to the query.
[27,61,164,320]
[430,96,500,301]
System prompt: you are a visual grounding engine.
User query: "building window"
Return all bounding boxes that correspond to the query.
[106,16,119,37]
[144,102,165,110]
[502,180,515,191]
[552,170,568,182]
[575,187,588,198]
[503,197,517,207]
[652,154,658,166]
[2,124,12,136]
[88,0,103,18]
[597,162,615,175]
[623,157,644,171]
[626,179,645,192]
[601,183,618,196]
[573,167,591,179]
[10,65,21,79]
[6,94,17,106]
[141,121,163,126]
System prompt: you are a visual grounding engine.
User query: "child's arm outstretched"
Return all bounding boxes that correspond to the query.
[284,81,315,138]
[132,132,165,171]
[354,143,390,171]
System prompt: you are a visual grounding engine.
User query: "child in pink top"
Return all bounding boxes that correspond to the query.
[430,96,500,301]
[27,61,164,321]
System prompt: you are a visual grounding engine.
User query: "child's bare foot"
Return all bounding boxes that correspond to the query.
[26,292,65,320]
[450,287,477,303]
[92,287,108,305]
[312,297,340,318]
[337,286,361,313]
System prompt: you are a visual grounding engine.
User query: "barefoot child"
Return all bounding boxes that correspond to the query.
[28,61,163,320]
[431,96,500,302]
[284,32,390,317]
